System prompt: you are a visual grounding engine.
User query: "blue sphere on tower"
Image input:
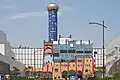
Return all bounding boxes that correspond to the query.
[47,3,59,41]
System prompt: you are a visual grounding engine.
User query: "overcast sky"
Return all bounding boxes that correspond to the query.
[0,0,120,48]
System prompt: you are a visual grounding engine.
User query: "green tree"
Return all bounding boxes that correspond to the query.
[10,67,20,80]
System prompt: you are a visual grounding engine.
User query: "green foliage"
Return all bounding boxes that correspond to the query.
[93,73,120,80]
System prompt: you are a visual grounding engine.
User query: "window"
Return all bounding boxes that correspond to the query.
[55,69,58,72]
[58,76,60,79]
[85,51,92,53]
[68,50,75,53]
[54,53,59,57]
[56,64,58,67]
[94,51,97,54]
[78,60,82,62]
[60,50,67,53]
[54,77,56,79]
[85,69,88,72]
[76,51,83,53]
[70,44,74,48]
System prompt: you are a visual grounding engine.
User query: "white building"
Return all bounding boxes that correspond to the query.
[0,29,25,76]
[12,47,43,71]
[93,48,106,67]
[106,35,120,75]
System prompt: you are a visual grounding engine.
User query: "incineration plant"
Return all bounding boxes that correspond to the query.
[42,3,95,80]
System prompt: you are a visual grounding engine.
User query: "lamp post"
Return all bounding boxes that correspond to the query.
[33,49,40,77]
[89,21,107,79]
[33,49,36,77]
[114,56,118,74]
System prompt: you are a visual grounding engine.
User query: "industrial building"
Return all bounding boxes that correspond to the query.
[0,29,25,76]
[41,3,97,80]
[42,35,95,79]
[93,48,106,67]
[42,57,94,79]
[12,47,43,72]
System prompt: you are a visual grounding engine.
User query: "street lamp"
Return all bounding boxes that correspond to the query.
[89,21,107,79]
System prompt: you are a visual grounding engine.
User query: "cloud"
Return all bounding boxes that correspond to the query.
[60,6,73,12]
[3,6,73,22]
[9,11,47,20]
[9,5,73,20]
[58,6,74,16]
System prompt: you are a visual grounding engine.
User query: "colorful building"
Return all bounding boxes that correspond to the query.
[42,36,95,79]
[42,57,94,79]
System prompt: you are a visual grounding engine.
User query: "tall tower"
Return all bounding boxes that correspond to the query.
[47,3,59,41]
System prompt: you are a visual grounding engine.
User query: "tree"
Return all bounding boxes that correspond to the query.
[11,67,20,80]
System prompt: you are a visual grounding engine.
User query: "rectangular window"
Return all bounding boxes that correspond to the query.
[55,69,58,72]
[78,60,82,62]
[54,53,59,57]
[60,50,67,53]
[76,51,83,53]
[84,51,92,53]
[68,50,75,53]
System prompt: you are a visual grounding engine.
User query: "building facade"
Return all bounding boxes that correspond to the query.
[12,47,43,72]
[53,36,93,61]
[93,48,106,67]
[42,36,95,79]
[106,35,120,75]
[0,29,25,76]
[42,57,94,80]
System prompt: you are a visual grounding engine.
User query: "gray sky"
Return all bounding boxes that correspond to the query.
[0,0,120,48]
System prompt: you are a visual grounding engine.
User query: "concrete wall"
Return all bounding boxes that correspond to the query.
[0,29,25,76]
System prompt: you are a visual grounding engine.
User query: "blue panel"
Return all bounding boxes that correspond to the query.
[48,10,58,41]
